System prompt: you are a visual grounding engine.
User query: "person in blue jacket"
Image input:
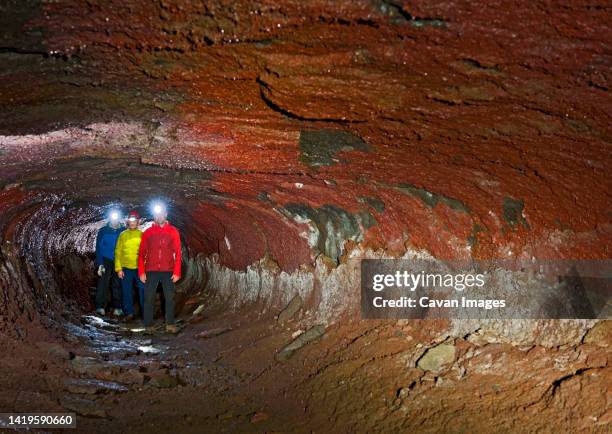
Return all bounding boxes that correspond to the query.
[94,211,123,316]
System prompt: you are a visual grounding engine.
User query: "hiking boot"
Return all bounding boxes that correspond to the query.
[113,308,124,317]
[165,324,179,334]
[124,314,135,322]
[95,308,105,316]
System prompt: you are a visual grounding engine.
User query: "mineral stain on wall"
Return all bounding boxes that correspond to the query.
[281,203,377,262]
[298,129,371,167]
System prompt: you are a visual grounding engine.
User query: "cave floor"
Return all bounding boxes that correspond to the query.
[0,305,609,433]
[69,310,309,433]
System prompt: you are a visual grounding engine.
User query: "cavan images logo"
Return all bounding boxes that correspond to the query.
[361,259,611,320]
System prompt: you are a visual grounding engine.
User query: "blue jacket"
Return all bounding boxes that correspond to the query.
[95,224,122,265]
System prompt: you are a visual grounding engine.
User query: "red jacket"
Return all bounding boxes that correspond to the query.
[138,222,182,277]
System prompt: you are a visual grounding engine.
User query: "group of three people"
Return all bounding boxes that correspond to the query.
[94,205,182,333]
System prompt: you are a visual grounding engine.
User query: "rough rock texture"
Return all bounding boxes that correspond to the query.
[275,324,325,361]
[0,0,610,432]
[1,0,610,266]
[277,294,303,323]
[416,342,456,371]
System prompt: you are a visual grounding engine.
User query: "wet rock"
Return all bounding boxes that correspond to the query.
[276,324,326,362]
[277,294,303,323]
[147,369,180,388]
[63,378,128,395]
[103,359,140,371]
[417,343,456,372]
[583,321,611,347]
[60,395,107,418]
[71,356,106,375]
[195,327,232,339]
[137,345,162,354]
[93,340,141,359]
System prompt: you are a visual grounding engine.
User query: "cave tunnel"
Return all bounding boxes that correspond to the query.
[0,0,610,432]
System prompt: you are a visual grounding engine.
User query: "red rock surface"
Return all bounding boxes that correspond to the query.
[0,2,610,432]
[1,0,610,272]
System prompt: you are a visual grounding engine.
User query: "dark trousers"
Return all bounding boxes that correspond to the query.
[95,258,121,310]
[143,271,175,327]
[121,268,144,316]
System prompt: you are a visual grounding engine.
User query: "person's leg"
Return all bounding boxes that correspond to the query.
[160,272,175,325]
[143,272,161,327]
[121,268,135,316]
[108,259,122,311]
[95,259,111,310]
[136,274,145,319]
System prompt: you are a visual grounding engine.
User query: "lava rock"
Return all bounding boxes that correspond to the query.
[583,321,611,347]
[195,327,232,339]
[114,369,146,386]
[280,203,375,261]
[147,369,180,388]
[417,343,456,372]
[71,356,106,375]
[35,341,71,361]
[192,304,205,316]
[298,129,370,167]
[63,378,128,395]
[276,324,326,362]
[277,294,303,323]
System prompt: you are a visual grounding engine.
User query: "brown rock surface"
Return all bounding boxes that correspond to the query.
[0,1,609,432]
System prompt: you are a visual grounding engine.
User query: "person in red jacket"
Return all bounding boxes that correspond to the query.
[138,203,181,333]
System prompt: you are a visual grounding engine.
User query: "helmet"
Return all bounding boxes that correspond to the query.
[127,211,140,221]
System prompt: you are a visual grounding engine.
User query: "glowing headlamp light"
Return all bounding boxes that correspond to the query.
[127,216,137,222]
[152,203,166,216]
[110,211,120,221]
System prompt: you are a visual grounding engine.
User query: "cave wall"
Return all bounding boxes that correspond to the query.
[0,0,610,345]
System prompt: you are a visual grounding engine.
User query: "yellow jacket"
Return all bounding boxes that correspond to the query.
[114,229,143,271]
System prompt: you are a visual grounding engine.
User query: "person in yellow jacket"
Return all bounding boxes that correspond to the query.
[115,210,144,321]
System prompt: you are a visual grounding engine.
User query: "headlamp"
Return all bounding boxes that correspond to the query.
[152,202,166,216]
[110,211,120,222]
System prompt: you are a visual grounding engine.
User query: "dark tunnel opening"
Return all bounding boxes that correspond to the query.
[2,181,211,331]
[0,153,609,432]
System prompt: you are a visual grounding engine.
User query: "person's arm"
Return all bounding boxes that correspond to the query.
[114,232,124,272]
[172,227,182,278]
[138,229,149,277]
[95,227,104,266]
